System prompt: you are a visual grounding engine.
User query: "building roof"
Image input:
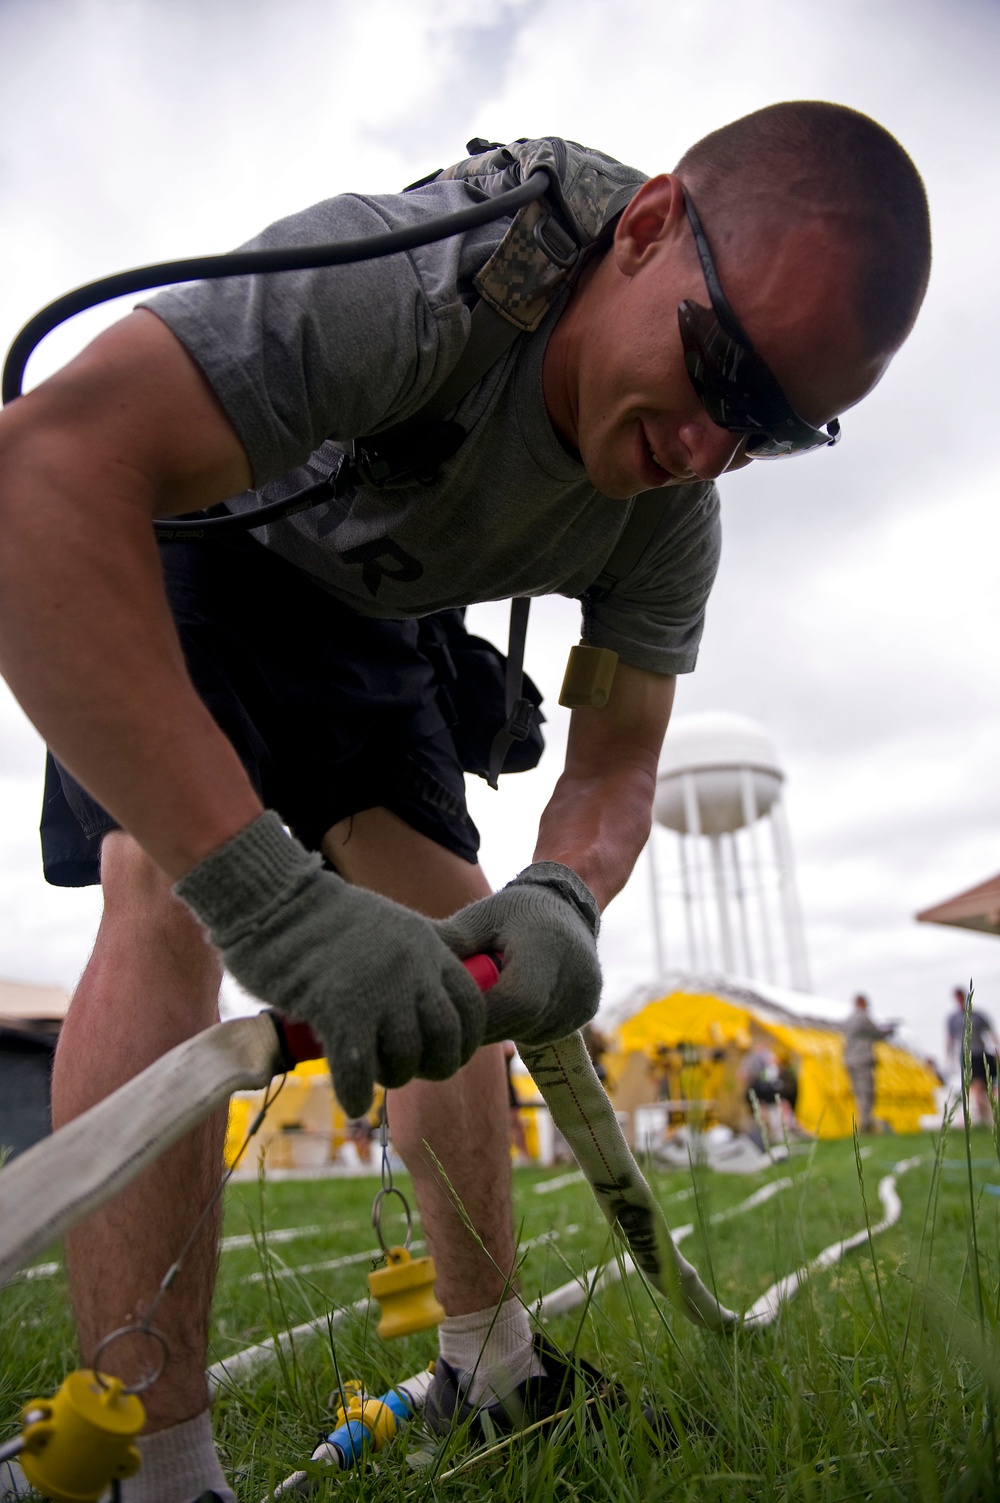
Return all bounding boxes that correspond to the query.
[0,978,71,1025]
[916,873,1000,937]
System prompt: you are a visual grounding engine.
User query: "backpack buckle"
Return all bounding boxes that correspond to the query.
[351,420,467,489]
[532,212,579,270]
[507,697,537,742]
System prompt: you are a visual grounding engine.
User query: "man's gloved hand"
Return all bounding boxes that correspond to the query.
[174,812,486,1118]
[438,861,601,1047]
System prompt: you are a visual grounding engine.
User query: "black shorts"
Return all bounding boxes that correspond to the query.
[41,527,481,887]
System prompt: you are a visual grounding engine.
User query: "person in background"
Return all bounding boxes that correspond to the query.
[502,1040,531,1163]
[582,1022,610,1085]
[946,987,998,1126]
[738,1040,807,1142]
[843,994,895,1134]
[345,1115,374,1167]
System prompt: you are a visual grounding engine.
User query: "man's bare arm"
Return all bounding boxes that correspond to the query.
[533,662,676,910]
[0,310,263,877]
[432,662,675,1043]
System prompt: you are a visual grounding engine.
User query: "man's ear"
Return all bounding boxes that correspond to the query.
[614,174,688,275]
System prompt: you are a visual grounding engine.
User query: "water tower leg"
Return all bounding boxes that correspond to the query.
[769,797,812,993]
[677,833,700,970]
[728,830,755,977]
[741,768,776,985]
[681,773,709,970]
[709,834,735,973]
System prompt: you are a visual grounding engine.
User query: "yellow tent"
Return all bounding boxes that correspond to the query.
[610,984,938,1139]
[225,1057,352,1171]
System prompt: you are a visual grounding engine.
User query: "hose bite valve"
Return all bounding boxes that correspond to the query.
[15,1371,145,1503]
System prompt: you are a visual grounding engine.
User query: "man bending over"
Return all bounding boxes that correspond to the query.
[0,101,929,1500]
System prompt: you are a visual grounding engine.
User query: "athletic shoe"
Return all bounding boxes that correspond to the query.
[423,1332,655,1440]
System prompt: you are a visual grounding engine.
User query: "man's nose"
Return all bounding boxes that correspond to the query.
[678,418,744,480]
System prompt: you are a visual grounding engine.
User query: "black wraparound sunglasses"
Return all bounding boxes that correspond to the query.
[678,188,841,459]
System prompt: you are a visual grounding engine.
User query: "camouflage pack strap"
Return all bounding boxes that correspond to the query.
[408,139,647,429]
[437,137,647,332]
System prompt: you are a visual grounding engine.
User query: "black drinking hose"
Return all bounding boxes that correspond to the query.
[1,170,550,405]
[1,169,551,537]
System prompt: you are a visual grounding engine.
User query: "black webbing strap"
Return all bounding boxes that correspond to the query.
[483,492,666,787]
[412,302,523,423]
[486,596,533,789]
[586,491,666,601]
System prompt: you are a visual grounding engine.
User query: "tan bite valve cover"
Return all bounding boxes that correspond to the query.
[559,644,619,709]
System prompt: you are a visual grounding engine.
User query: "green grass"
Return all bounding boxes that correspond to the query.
[3,1128,1000,1501]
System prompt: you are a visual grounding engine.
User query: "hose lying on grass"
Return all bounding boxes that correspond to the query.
[520,1033,740,1331]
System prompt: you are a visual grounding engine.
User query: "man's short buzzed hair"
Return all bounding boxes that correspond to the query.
[675,101,931,357]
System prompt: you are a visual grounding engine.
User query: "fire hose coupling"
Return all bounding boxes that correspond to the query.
[318,1384,411,1465]
[308,1370,433,1475]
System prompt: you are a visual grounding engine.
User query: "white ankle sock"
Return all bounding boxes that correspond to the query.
[438,1298,545,1405]
[117,1411,235,1503]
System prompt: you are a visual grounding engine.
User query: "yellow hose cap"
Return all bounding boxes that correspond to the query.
[368,1246,445,1339]
[20,1371,145,1503]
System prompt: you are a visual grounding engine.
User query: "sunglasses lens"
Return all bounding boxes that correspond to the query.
[679,301,840,459]
[744,420,840,459]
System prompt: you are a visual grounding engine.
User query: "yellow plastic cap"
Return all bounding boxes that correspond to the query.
[368,1247,445,1340]
[20,1371,144,1503]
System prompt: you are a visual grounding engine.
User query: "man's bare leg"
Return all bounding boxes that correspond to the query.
[51,831,225,1431]
[970,1077,991,1126]
[323,808,517,1312]
[52,809,517,1441]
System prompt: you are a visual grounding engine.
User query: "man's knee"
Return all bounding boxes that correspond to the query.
[98,832,221,986]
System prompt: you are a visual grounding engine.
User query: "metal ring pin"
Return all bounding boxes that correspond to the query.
[90,1325,169,1396]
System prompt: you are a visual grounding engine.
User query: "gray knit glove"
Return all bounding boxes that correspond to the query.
[174,812,486,1117]
[437,862,601,1046]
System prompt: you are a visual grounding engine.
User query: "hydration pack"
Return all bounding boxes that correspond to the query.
[14,136,660,785]
[349,139,661,786]
[182,137,660,786]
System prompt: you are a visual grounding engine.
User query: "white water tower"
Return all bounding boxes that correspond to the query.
[648,712,811,991]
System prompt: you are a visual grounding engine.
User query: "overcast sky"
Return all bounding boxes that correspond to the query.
[1,0,997,1065]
